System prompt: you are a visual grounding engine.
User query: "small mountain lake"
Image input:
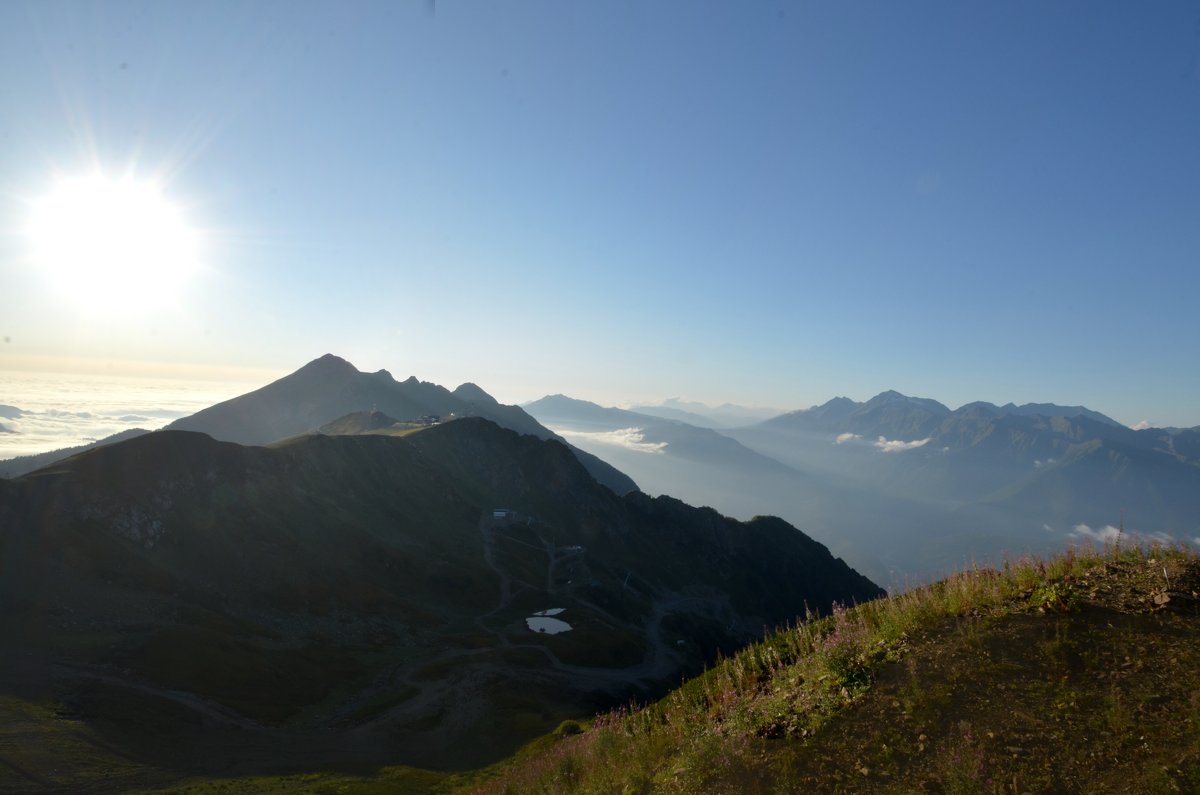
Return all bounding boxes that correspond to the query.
[526,608,572,634]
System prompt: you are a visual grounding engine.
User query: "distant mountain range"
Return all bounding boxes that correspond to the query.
[761,391,1123,437]
[625,397,784,429]
[0,411,879,782]
[530,388,1200,585]
[741,391,1199,509]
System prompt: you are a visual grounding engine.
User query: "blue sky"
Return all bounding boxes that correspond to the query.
[1,1,1198,426]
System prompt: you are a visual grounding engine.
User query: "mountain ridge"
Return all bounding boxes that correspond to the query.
[160,354,637,495]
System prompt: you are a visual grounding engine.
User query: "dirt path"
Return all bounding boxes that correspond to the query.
[51,662,263,730]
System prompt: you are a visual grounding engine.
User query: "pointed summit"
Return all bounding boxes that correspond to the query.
[863,390,950,415]
[453,382,497,404]
[298,353,359,376]
[867,389,905,402]
[815,396,860,414]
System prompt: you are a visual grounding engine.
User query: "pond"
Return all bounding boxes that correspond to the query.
[526,608,572,634]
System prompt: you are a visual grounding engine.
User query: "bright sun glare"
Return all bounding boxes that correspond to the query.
[28,173,200,308]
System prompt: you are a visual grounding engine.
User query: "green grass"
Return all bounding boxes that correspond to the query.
[466,542,1200,794]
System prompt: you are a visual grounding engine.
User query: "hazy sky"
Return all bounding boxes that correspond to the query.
[2,1,1198,426]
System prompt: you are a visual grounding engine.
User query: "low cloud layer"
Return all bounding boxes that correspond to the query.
[835,432,861,444]
[1131,420,1152,430]
[553,427,668,454]
[0,372,257,460]
[874,436,930,453]
[1070,523,1122,544]
[1069,523,1178,547]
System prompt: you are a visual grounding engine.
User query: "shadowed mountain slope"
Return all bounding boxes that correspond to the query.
[0,427,151,479]
[0,419,879,789]
[317,409,406,435]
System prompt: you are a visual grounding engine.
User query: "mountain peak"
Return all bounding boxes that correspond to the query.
[955,401,1002,417]
[863,390,950,414]
[529,393,592,407]
[453,382,497,404]
[297,353,359,377]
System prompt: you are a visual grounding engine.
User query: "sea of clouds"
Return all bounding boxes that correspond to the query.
[0,371,258,460]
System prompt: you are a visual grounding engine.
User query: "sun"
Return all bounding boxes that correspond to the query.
[27,172,201,308]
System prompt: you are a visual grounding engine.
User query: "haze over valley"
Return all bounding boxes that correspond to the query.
[528,388,1200,586]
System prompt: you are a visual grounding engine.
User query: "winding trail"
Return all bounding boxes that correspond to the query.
[51,662,263,730]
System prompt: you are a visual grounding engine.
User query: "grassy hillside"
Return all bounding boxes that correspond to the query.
[465,543,1200,794]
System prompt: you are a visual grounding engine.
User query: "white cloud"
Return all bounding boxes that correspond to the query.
[1070,523,1178,547]
[1131,420,1151,430]
[1033,458,1056,468]
[553,427,668,454]
[1070,523,1123,544]
[874,436,930,453]
[1193,537,1200,547]
[1043,524,1054,533]
[835,432,861,444]
[0,372,254,460]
